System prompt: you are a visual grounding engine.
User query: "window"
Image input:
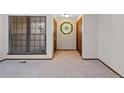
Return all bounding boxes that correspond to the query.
[9,16,46,54]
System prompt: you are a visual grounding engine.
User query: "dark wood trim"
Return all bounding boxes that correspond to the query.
[0,58,53,61]
[0,59,6,62]
[26,16,30,52]
[8,52,46,55]
[82,58,123,78]
[98,59,123,78]
[53,18,57,55]
[45,16,47,54]
[8,16,12,53]
[76,17,82,56]
[5,58,53,60]
[82,58,98,60]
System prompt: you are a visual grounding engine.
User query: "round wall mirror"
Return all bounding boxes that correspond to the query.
[60,22,73,34]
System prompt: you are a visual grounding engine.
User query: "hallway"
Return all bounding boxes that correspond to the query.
[0,50,120,78]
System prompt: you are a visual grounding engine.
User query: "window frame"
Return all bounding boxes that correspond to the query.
[8,16,47,55]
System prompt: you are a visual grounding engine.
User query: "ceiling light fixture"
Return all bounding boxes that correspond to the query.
[63,14,70,18]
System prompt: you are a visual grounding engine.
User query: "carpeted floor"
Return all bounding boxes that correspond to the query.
[0,50,120,78]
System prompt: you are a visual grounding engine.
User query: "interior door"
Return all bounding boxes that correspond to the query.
[76,17,82,56]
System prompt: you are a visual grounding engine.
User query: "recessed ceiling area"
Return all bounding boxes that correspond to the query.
[53,14,82,20]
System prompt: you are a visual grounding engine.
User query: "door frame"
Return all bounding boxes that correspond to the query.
[53,17,57,55]
[76,16,82,56]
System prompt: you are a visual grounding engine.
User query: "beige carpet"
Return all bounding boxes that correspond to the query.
[0,50,120,78]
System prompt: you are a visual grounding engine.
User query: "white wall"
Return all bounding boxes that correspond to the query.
[1,14,98,60]
[0,15,6,60]
[83,14,98,58]
[111,15,124,76]
[98,14,124,77]
[0,14,53,59]
[57,19,76,49]
[98,15,112,63]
